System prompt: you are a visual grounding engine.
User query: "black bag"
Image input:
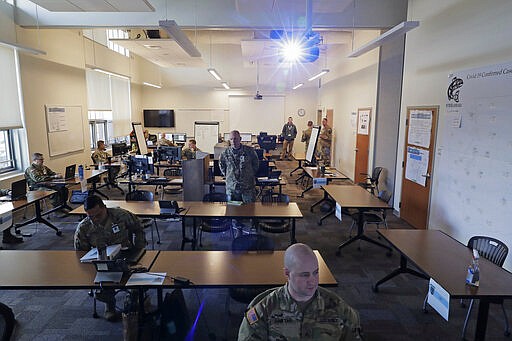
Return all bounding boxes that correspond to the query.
[69,190,90,204]
[160,289,191,340]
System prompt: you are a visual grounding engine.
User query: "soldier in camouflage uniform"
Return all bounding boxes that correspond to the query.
[74,195,146,321]
[24,153,69,208]
[301,120,314,154]
[317,118,332,166]
[238,243,361,341]
[91,140,110,164]
[219,130,259,203]
[182,139,201,160]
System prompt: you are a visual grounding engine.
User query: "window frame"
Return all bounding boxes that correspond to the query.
[0,130,16,173]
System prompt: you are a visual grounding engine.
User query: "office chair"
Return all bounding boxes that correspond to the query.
[422,236,509,338]
[358,166,383,194]
[125,190,160,249]
[348,190,392,237]
[163,168,183,194]
[227,234,275,314]
[257,193,292,242]
[198,192,233,247]
[259,135,277,153]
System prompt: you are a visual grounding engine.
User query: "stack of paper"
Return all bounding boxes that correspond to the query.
[126,272,167,286]
[80,244,122,263]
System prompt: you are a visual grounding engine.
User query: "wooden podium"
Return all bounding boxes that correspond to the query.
[182,155,210,201]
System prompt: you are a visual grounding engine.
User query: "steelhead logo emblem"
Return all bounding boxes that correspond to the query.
[447,77,463,102]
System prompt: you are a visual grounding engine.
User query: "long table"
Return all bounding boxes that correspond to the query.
[47,168,109,200]
[183,202,303,249]
[298,167,349,198]
[320,185,392,255]
[374,229,512,341]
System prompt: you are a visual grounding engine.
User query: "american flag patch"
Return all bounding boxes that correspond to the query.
[246,307,259,325]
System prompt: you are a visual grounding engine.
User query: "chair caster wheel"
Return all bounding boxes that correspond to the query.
[372,285,378,293]
[56,231,62,236]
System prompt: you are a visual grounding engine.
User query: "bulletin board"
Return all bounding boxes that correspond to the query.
[45,105,84,157]
[194,121,219,154]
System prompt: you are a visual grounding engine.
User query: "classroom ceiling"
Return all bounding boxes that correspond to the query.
[16,0,408,91]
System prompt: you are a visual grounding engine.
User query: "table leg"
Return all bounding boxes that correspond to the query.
[372,254,428,292]
[474,299,490,341]
[336,211,391,255]
[311,189,329,212]
[90,181,109,199]
[180,217,195,250]
[291,219,296,244]
[290,160,303,176]
[295,172,306,185]
[15,200,62,236]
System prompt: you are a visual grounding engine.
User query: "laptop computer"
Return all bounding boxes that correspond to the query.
[119,247,146,265]
[0,179,27,202]
[92,259,128,283]
[64,164,76,180]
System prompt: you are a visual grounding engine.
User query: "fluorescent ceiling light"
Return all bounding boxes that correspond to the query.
[143,44,162,50]
[0,40,46,55]
[308,69,329,82]
[159,20,201,57]
[221,82,230,90]
[93,68,129,79]
[207,68,222,81]
[292,83,304,90]
[143,82,162,89]
[348,21,419,58]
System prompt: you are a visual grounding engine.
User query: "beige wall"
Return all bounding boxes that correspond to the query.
[400,0,512,270]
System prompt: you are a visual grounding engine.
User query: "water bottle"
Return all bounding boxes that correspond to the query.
[78,164,84,180]
[465,249,480,287]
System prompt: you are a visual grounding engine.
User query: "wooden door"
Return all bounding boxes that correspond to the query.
[400,106,438,229]
[326,109,334,164]
[354,108,371,183]
[316,109,323,124]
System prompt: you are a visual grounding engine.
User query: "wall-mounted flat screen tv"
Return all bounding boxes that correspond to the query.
[143,109,175,128]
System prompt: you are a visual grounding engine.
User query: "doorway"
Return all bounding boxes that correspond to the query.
[354,108,371,183]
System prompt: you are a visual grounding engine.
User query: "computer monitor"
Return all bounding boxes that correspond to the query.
[158,146,182,162]
[172,133,187,143]
[112,143,128,156]
[240,133,252,142]
[164,133,173,140]
[255,160,269,178]
[129,155,154,174]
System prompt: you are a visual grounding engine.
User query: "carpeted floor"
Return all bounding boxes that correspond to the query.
[1,160,510,340]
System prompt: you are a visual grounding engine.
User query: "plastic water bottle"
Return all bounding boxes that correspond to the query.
[78,164,84,180]
[465,249,480,287]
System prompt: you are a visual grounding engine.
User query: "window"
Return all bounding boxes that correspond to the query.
[88,111,114,149]
[0,130,15,173]
[107,29,130,57]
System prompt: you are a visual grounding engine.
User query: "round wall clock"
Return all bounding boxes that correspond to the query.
[297,108,306,117]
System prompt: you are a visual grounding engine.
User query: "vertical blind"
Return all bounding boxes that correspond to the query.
[0,45,23,129]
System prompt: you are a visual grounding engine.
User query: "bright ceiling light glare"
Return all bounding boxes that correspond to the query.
[308,69,329,81]
[280,39,304,63]
[292,83,304,90]
[221,82,230,90]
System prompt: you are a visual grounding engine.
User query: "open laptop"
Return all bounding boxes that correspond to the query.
[64,164,76,180]
[119,247,146,265]
[0,179,27,201]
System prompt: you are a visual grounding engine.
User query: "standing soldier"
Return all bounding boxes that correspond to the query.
[280,116,297,160]
[301,120,314,154]
[317,118,332,166]
[219,130,259,203]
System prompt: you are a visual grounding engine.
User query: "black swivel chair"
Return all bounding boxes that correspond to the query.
[198,192,233,247]
[358,166,383,194]
[257,193,292,242]
[258,135,277,153]
[348,190,392,237]
[422,236,509,338]
[226,234,275,312]
[125,190,160,249]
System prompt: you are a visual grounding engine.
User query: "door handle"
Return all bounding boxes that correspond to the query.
[421,173,431,178]
[354,148,358,152]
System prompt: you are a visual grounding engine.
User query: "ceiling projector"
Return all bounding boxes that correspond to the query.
[254,91,263,100]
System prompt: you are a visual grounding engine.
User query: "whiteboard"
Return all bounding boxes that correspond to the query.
[306,126,320,163]
[228,95,285,135]
[194,121,219,154]
[45,105,84,157]
[132,122,148,155]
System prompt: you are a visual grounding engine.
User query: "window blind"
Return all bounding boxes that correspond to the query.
[110,75,131,137]
[0,46,23,129]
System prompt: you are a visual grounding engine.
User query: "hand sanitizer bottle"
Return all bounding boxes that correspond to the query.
[465,249,480,286]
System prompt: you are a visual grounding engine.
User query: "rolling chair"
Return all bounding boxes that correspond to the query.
[198,192,233,247]
[257,193,292,243]
[258,135,277,153]
[422,236,509,338]
[227,234,275,313]
[358,166,383,194]
[348,190,392,237]
[125,190,160,249]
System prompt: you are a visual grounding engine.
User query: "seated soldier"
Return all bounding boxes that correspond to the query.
[238,243,362,340]
[74,195,146,321]
[24,153,69,212]
[156,132,175,147]
[91,140,110,164]
[182,139,201,160]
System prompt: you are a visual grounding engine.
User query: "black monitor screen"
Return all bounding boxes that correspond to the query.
[129,156,154,174]
[143,109,175,128]
[159,146,182,162]
[173,133,187,143]
[112,143,128,156]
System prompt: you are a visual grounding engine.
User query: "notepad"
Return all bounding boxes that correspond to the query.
[80,244,122,263]
[227,201,243,206]
[126,272,167,286]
